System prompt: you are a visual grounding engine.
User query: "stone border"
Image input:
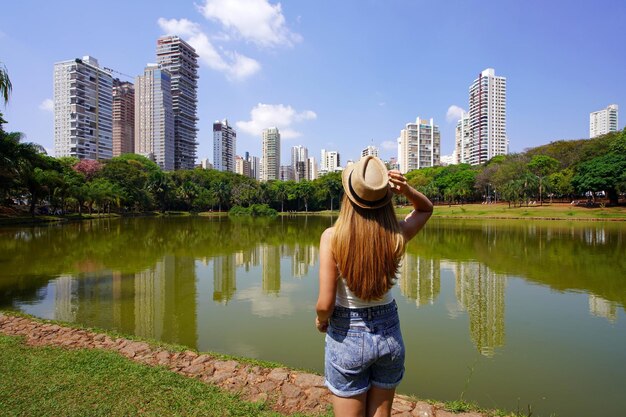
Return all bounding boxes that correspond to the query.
[0,313,494,417]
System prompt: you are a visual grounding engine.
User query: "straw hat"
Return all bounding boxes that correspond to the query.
[342,156,392,209]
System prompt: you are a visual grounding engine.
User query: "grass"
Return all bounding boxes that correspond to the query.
[396,203,626,220]
[0,332,328,417]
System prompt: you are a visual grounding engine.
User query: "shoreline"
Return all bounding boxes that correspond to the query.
[2,204,626,226]
[0,311,510,417]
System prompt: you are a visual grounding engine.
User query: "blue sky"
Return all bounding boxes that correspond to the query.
[1,0,624,164]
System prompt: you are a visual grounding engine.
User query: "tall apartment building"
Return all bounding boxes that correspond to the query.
[279,165,295,181]
[135,64,175,171]
[156,36,199,170]
[454,111,470,164]
[261,127,281,181]
[590,104,619,138]
[248,154,260,180]
[307,157,318,180]
[398,117,441,173]
[291,145,309,181]
[320,149,341,175]
[112,79,135,157]
[213,119,236,172]
[361,145,379,158]
[235,155,251,178]
[53,56,113,159]
[468,68,507,165]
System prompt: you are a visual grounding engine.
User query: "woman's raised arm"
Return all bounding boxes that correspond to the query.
[388,170,434,241]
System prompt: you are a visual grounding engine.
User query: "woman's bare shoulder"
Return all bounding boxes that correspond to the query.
[321,227,335,242]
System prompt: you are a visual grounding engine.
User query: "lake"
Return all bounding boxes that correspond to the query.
[0,216,624,416]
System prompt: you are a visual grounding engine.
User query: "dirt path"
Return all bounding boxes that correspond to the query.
[0,313,491,417]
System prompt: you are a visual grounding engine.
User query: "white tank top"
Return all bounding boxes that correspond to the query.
[335,277,394,308]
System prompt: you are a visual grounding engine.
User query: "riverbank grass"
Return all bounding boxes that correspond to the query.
[396,203,626,220]
[0,333,288,416]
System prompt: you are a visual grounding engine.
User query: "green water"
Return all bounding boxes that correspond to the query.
[1,216,624,417]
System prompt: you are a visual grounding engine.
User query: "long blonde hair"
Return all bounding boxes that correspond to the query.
[332,194,405,300]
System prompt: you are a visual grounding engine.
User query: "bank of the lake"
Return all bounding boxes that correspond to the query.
[1,312,515,417]
[2,203,626,226]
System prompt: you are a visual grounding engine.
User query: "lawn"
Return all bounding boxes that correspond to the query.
[396,203,626,220]
[0,333,287,417]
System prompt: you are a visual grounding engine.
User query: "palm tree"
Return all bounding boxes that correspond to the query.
[0,62,12,105]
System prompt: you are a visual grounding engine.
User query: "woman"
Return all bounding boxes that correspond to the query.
[316,155,433,417]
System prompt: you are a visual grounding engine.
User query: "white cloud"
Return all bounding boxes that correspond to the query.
[236,103,317,138]
[446,105,466,123]
[157,17,261,81]
[198,0,302,48]
[380,140,397,151]
[39,98,53,112]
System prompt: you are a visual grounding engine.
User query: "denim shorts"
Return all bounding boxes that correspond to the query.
[324,300,405,397]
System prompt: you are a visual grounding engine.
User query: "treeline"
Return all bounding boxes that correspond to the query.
[406,129,626,207]
[0,125,344,215]
[1,121,625,217]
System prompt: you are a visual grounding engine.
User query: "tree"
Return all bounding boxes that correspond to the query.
[317,172,342,210]
[296,180,315,212]
[0,62,11,106]
[527,155,560,205]
[572,154,626,205]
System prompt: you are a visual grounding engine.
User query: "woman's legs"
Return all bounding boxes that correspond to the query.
[332,393,367,417]
[330,387,396,417]
[366,386,396,417]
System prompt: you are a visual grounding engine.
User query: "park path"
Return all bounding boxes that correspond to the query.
[0,313,491,417]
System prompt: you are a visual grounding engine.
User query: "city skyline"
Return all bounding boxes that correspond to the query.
[1,1,625,165]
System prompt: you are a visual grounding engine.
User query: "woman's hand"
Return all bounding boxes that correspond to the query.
[316,317,329,333]
[388,170,408,195]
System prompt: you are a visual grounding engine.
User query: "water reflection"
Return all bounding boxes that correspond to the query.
[399,254,505,357]
[2,217,625,416]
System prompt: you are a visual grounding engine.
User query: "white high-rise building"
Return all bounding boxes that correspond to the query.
[213,119,236,172]
[291,145,309,181]
[454,111,471,164]
[320,149,341,175]
[307,157,318,180]
[361,145,379,158]
[261,127,280,181]
[249,155,260,180]
[156,36,199,170]
[590,104,619,138]
[398,117,441,173]
[54,56,113,159]
[468,68,507,165]
[135,64,175,171]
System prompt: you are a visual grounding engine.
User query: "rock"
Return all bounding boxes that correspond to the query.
[93,334,106,342]
[435,411,483,417]
[267,368,289,382]
[293,373,325,388]
[281,382,302,399]
[305,387,327,401]
[392,412,413,417]
[156,351,170,362]
[191,354,211,365]
[393,398,415,412]
[213,360,238,372]
[182,364,206,375]
[412,402,435,417]
[257,380,279,393]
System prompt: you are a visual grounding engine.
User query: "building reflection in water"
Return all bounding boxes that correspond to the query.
[399,254,506,357]
[262,244,281,294]
[213,254,236,303]
[54,275,76,322]
[453,262,505,357]
[589,294,618,323]
[399,253,440,307]
[52,255,198,348]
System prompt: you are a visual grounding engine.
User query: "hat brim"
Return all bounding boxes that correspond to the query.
[342,164,393,209]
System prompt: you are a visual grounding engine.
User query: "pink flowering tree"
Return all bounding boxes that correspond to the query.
[72,159,102,181]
